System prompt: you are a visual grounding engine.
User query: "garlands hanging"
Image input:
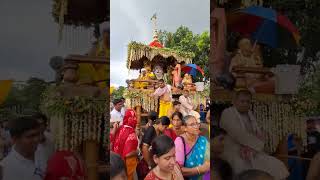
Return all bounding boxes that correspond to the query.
[127,42,194,70]
[213,93,306,153]
[123,88,209,112]
[252,100,306,153]
[123,89,158,112]
[40,86,107,150]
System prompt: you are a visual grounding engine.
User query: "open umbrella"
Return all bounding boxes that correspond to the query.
[181,64,205,77]
[227,6,300,49]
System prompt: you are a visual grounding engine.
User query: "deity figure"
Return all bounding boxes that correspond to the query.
[145,65,156,80]
[230,38,263,70]
[135,69,149,89]
[182,74,195,91]
[77,21,109,90]
[230,38,274,93]
[153,65,164,80]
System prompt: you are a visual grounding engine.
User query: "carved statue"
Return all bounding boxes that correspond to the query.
[59,63,101,97]
[62,63,79,84]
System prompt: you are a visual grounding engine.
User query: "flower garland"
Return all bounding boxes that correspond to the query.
[251,99,306,153]
[40,86,107,150]
[127,41,194,69]
[214,93,306,153]
[123,88,208,112]
[123,89,158,112]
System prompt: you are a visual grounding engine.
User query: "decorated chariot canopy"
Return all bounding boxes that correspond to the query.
[52,0,109,26]
[126,13,194,70]
[127,41,194,70]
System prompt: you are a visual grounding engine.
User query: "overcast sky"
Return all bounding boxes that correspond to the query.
[0,0,92,82]
[110,0,210,87]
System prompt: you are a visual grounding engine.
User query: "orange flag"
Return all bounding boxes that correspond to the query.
[0,80,13,105]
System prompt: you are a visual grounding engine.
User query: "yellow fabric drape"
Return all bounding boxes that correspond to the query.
[76,41,108,89]
[159,100,172,118]
[0,80,13,105]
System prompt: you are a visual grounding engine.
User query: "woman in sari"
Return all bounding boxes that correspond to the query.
[145,135,183,180]
[44,150,86,180]
[138,116,173,179]
[112,109,139,180]
[174,115,210,180]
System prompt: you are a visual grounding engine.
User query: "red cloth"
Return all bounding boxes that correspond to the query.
[144,170,163,180]
[112,109,138,159]
[149,40,163,48]
[44,151,86,180]
[163,128,177,141]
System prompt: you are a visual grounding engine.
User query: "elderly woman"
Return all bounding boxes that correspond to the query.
[174,115,210,179]
[112,109,139,180]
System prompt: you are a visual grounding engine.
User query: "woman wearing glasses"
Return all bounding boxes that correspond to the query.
[174,115,210,180]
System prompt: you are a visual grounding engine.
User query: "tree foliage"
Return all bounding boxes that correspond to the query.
[158,26,210,80]
[262,0,320,115]
[1,77,48,116]
[261,0,320,73]
[294,62,320,116]
[111,86,126,100]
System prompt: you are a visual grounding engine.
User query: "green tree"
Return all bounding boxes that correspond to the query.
[22,78,48,111]
[158,26,210,80]
[112,86,126,100]
[1,77,48,116]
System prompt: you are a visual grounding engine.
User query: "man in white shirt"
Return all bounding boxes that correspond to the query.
[0,116,46,180]
[179,89,197,117]
[110,98,125,124]
[33,113,55,169]
[220,89,288,179]
[120,97,126,115]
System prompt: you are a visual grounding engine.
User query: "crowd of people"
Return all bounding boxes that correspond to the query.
[0,114,87,180]
[3,87,320,180]
[110,79,210,180]
[211,89,320,180]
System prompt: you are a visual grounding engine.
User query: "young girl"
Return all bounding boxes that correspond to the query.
[144,135,183,180]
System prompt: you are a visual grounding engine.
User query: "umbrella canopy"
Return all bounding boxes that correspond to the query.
[227,6,300,48]
[181,64,205,77]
